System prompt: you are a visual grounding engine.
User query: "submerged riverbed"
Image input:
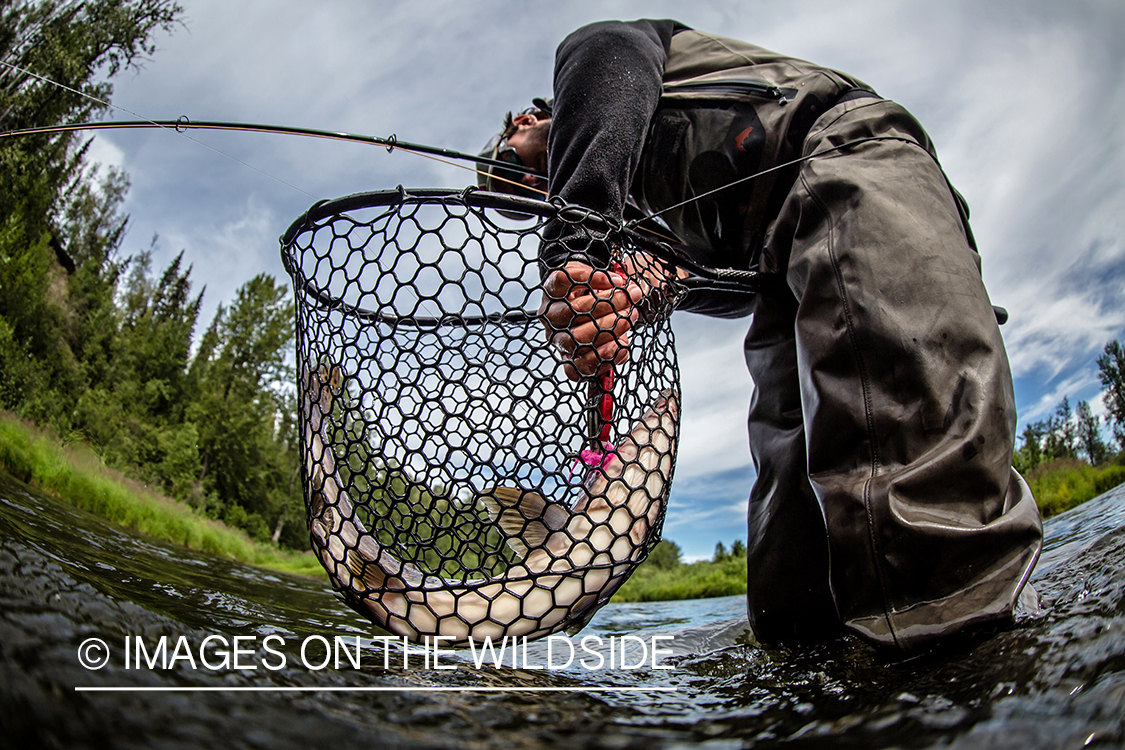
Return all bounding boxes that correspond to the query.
[1,470,1123,749]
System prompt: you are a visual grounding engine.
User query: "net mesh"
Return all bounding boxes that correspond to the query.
[280,188,683,645]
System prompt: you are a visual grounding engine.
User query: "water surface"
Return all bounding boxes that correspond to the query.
[1,471,1123,748]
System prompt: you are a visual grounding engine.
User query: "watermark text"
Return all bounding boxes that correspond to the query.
[76,634,675,673]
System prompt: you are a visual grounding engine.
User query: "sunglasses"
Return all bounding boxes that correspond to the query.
[483,137,545,201]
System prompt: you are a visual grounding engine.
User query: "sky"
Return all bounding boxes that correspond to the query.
[78,0,1125,560]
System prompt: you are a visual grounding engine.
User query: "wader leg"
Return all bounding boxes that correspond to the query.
[747,98,1043,654]
[744,291,845,645]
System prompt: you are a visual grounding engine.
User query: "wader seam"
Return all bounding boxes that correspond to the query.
[798,164,899,649]
[692,31,766,68]
[803,98,885,156]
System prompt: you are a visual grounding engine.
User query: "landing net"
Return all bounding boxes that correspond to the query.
[280,188,682,644]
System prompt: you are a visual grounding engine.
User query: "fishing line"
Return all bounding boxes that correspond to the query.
[0,62,481,319]
[1,115,551,200]
[0,60,318,199]
[625,135,925,230]
[4,58,919,231]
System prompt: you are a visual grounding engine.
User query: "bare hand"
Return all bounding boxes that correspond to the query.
[538,262,644,381]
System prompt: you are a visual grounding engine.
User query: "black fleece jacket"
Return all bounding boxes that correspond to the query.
[545,20,682,240]
[541,19,760,318]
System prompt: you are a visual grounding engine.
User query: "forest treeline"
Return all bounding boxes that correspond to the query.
[0,0,309,549]
[1013,341,1125,472]
[1012,341,1125,516]
[612,538,749,602]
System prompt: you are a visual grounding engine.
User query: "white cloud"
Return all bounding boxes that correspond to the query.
[1021,369,1104,424]
[85,134,127,173]
[672,315,754,479]
[665,491,748,531]
[147,194,282,327]
[1003,284,1125,380]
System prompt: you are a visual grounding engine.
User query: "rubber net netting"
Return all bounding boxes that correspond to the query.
[280,188,682,645]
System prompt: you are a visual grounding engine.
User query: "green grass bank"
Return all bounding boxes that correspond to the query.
[0,413,324,579]
[1026,457,1125,518]
[613,554,748,603]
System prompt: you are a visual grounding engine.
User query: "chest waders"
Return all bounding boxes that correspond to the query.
[643,30,1042,652]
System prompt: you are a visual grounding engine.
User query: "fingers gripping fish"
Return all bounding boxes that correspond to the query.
[301,366,678,645]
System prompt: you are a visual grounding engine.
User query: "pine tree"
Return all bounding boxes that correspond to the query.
[647,539,682,569]
[1055,397,1076,459]
[189,274,296,540]
[1,0,181,247]
[1098,340,1125,450]
[0,0,182,424]
[1075,400,1108,466]
[1014,420,1046,473]
[1,4,309,549]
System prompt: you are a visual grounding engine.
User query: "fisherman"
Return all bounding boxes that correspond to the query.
[477,19,1042,655]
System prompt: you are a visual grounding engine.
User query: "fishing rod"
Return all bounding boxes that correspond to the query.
[0,60,879,243]
[0,117,932,299]
[1,54,544,196]
[0,113,1005,313]
[0,117,544,179]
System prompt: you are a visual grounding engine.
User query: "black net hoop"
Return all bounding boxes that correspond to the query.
[281,188,682,645]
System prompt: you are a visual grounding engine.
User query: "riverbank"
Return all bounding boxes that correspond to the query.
[3,409,1122,600]
[0,412,324,579]
[5,454,1124,750]
[1026,456,1125,517]
[612,554,747,603]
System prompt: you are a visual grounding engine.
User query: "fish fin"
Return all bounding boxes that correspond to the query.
[485,486,528,509]
[344,548,386,591]
[497,508,551,553]
[564,593,602,635]
[482,487,529,556]
[498,516,530,558]
[479,487,504,521]
[481,485,523,524]
[484,487,564,556]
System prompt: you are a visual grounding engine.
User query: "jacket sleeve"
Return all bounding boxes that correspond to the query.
[540,20,680,271]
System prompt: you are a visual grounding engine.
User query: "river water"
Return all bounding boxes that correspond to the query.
[1,469,1123,749]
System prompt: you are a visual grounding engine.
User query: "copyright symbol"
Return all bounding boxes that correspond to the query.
[78,638,110,670]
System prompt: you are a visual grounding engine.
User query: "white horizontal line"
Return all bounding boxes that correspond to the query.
[75,686,677,693]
